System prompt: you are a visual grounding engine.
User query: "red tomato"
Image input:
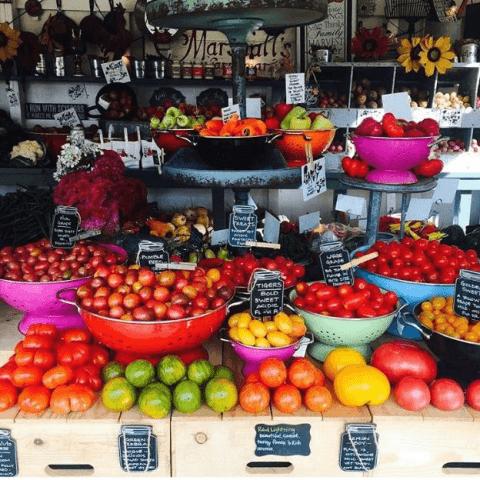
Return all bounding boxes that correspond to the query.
[356,305,377,318]
[90,345,110,368]
[370,340,437,385]
[430,378,464,411]
[11,366,44,388]
[50,384,96,414]
[73,364,103,392]
[23,334,54,350]
[0,362,16,382]
[18,385,51,414]
[466,379,480,411]
[59,328,92,344]
[383,291,398,306]
[342,292,366,311]
[315,285,337,301]
[56,342,91,368]
[353,278,368,291]
[393,376,431,411]
[337,284,353,297]
[32,349,56,370]
[25,324,58,339]
[42,365,75,389]
[0,380,18,412]
[326,296,343,313]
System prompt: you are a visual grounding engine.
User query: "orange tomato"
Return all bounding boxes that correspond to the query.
[304,385,333,413]
[273,384,302,414]
[0,380,18,412]
[312,368,326,387]
[239,382,270,413]
[287,358,317,390]
[258,358,287,388]
[18,385,51,414]
[205,119,223,134]
[243,371,262,385]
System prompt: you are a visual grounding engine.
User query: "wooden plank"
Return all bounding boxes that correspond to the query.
[0,302,23,364]
[369,395,424,422]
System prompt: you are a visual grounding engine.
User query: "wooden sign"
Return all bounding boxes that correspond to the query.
[318,241,354,287]
[228,205,257,248]
[50,206,80,249]
[118,426,157,473]
[454,270,480,322]
[25,103,87,120]
[250,270,284,318]
[254,424,311,457]
[339,424,378,472]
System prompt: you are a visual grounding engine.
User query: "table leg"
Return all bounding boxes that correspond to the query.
[365,190,382,246]
[399,193,411,240]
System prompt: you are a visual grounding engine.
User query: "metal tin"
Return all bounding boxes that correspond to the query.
[171,61,181,79]
[246,64,256,81]
[90,58,102,78]
[134,59,146,78]
[461,43,478,63]
[222,63,232,80]
[54,50,65,77]
[35,54,46,76]
[204,63,214,80]
[151,59,166,79]
[193,63,204,79]
[181,62,193,79]
[314,48,332,63]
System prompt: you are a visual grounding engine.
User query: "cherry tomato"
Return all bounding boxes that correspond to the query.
[353,278,368,291]
[356,305,377,318]
[342,293,367,311]
[384,291,398,306]
[315,285,337,301]
[337,284,353,297]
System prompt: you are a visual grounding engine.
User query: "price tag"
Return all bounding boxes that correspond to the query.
[254,424,311,457]
[102,60,131,84]
[298,211,320,234]
[381,92,412,121]
[263,211,281,244]
[285,73,305,104]
[440,109,462,127]
[54,107,81,129]
[301,158,326,201]
[51,206,80,249]
[0,429,18,477]
[453,270,480,322]
[222,104,241,123]
[339,424,378,472]
[405,198,433,221]
[118,425,157,473]
[136,240,169,273]
[5,85,19,108]
[228,205,257,248]
[318,241,354,287]
[335,194,366,217]
[250,270,284,318]
[211,229,229,246]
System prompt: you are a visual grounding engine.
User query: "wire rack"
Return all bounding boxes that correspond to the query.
[384,0,430,36]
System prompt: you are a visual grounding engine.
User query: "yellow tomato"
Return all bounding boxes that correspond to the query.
[237,327,256,346]
[431,296,447,311]
[333,365,390,407]
[264,321,277,333]
[229,326,240,342]
[255,337,271,348]
[266,331,292,347]
[228,313,241,328]
[274,312,293,335]
[323,347,367,381]
[421,301,433,312]
[206,268,221,282]
[236,312,252,329]
[249,320,268,338]
[464,331,479,342]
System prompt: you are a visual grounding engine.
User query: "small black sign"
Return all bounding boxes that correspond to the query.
[51,207,80,249]
[339,424,378,472]
[136,240,169,273]
[25,103,87,120]
[250,271,284,318]
[0,429,18,477]
[228,210,257,248]
[454,270,480,321]
[318,242,354,287]
[189,226,204,249]
[254,424,311,457]
[118,426,157,473]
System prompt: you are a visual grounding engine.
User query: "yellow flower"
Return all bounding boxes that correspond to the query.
[0,22,21,63]
[419,35,455,77]
[397,37,422,73]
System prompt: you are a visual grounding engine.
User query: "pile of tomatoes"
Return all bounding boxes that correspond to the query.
[292,278,398,318]
[355,237,479,284]
[0,239,126,282]
[76,264,234,321]
[217,253,306,289]
[239,357,332,414]
[0,324,110,414]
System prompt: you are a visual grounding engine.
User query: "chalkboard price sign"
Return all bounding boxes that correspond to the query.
[454,270,480,322]
[228,205,257,248]
[254,424,311,457]
[51,206,80,249]
[318,241,354,287]
[118,425,157,473]
[136,240,169,273]
[339,424,378,472]
[0,429,18,477]
[250,270,284,318]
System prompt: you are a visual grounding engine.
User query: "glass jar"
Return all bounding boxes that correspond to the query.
[222,63,232,80]
[204,63,214,80]
[181,62,193,79]
[171,61,181,79]
[193,63,204,79]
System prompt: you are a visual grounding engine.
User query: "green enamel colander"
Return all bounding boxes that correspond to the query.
[288,287,403,361]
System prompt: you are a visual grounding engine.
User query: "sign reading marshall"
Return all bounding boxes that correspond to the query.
[25,103,87,120]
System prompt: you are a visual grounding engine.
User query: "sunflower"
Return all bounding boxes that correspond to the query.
[0,22,22,63]
[419,36,455,77]
[397,37,423,73]
[351,27,389,60]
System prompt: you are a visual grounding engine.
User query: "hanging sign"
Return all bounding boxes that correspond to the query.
[339,424,379,472]
[286,73,305,104]
[318,241,354,287]
[301,157,326,201]
[454,270,480,322]
[228,205,257,248]
[222,104,241,122]
[54,107,81,129]
[118,426,157,473]
[250,270,284,318]
[5,86,19,107]
[0,429,18,477]
[254,424,311,457]
[51,206,80,249]
[102,60,131,84]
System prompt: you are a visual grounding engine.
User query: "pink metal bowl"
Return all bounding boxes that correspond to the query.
[0,244,127,333]
[221,333,312,376]
[352,135,438,184]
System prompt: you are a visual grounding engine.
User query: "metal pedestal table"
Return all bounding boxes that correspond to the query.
[339,175,437,246]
